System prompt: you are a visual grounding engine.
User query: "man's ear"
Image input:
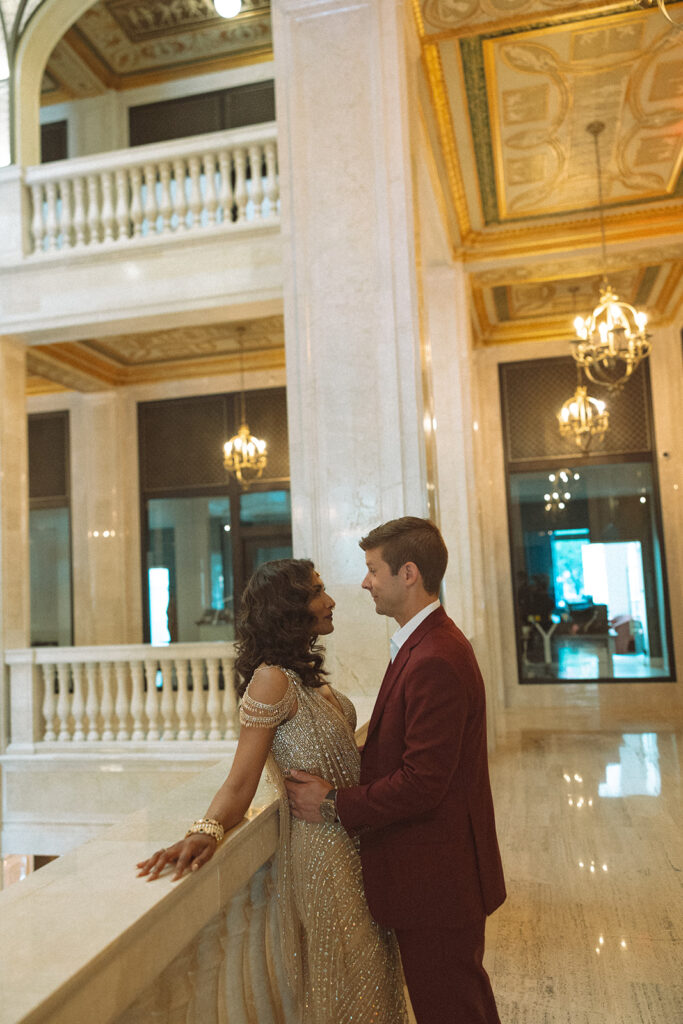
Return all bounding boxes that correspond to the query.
[400,561,421,588]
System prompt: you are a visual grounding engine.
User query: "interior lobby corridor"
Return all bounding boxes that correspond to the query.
[483,710,682,1024]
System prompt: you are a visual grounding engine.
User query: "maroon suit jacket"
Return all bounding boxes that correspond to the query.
[336,607,506,930]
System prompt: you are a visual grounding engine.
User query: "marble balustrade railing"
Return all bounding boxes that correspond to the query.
[0,759,298,1024]
[23,123,279,255]
[5,642,239,752]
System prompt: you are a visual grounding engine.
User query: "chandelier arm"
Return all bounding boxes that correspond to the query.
[657,0,683,30]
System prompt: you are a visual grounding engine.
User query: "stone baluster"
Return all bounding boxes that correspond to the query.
[264,141,278,218]
[143,162,158,235]
[172,158,188,230]
[144,658,161,740]
[86,174,102,243]
[160,659,176,741]
[115,168,130,240]
[85,662,100,740]
[58,177,73,248]
[130,661,146,740]
[130,167,143,238]
[41,663,57,742]
[71,662,87,742]
[206,658,222,741]
[72,176,87,247]
[221,656,237,739]
[45,180,59,250]
[188,914,223,1023]
[222,886,250,1024]
[217,149,233,224]
[30,183,45,252]
[56,663,72,741]
[100,662,116,741]
[233,148,248,222]
[187,156,203,229]
[190,659,206,740]
[246,867,278,1024]
[248,145,264,219]
[158,161,173,234]
[203,151,218,225]
[101,171,116,241]
[175,659,191,741]
[115,662,131,741]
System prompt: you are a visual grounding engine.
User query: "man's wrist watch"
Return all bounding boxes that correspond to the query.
[319,788,338,823]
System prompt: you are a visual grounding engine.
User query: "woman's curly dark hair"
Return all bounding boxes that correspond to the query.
[234,558,328,696]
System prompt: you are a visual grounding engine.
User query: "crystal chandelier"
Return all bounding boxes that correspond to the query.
[571,122,650,391]
[543,468,581,514]
[557,377,609,453]
[223,332,268,486]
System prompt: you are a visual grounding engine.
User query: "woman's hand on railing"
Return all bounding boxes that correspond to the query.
[136,834,217,882]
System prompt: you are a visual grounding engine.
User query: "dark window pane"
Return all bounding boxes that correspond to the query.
[40,121,68,163]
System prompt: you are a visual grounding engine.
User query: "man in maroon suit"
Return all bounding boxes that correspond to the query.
[286,517,505,1023]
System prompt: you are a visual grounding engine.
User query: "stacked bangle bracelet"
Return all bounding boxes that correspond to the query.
[186,817,225,843]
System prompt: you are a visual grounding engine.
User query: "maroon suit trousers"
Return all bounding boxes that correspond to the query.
[395,916,501,1024]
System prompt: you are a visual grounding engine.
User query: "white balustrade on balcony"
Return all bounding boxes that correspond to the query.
[5,642,239,752]
[24,124,279,256]
[0,759,298,1024]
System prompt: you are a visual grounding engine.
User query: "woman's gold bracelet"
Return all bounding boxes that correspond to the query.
[186,817,225,843]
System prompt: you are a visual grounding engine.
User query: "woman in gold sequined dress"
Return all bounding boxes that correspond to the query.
[137,558,409,1024]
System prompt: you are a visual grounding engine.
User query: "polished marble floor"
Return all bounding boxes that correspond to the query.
[482,716,682,1024]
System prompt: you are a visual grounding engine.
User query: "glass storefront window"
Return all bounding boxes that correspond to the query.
[30,507,73,646]
[509,462,673,682]
[144,490,293,644]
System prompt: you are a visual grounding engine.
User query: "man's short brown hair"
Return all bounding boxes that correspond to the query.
[360,517,448,595]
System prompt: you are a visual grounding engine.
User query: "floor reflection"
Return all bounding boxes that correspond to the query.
[598,733,661,798]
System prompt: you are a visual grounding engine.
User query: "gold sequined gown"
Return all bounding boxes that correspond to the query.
[240,668,409,1024]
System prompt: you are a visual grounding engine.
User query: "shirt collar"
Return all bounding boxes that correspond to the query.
[390,600,441,661]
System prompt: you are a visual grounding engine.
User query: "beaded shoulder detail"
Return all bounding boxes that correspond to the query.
[239,666,298,729]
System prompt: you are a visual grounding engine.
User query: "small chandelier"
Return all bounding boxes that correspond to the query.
[223,331,268,486]
[558,376,609,453]
[544,468,581,514]
[571,122,650,391]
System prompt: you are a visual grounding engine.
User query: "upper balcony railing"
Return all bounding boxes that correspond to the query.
[5,642,239,754]
[23,123,279,258]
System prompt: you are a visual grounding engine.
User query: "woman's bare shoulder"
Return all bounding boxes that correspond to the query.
[245,664,293,704]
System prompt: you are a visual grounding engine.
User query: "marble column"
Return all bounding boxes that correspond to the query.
[422,264,505,729]
[0,336,30,753]
[70,392,142,646]
[272,0,427,702]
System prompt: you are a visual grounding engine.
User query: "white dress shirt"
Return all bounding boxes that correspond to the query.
[389,600,441,662]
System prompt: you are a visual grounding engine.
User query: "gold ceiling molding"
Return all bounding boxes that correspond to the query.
[462,202,683,264]
[420,0,631,39]
[420,40,474,244]
[26,340,286,392]
[654,261,683,319]
[470,242,683,286]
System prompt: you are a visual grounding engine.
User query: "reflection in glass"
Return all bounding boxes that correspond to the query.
[144,491,293,643]
[30,507,72,646]
[511,462,672,681]
[598,734,661,797]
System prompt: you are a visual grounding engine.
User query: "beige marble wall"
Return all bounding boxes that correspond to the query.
[272,0,428,695]
[0,337,30,654]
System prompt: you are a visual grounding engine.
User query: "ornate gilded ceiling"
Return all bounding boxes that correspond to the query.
[24,0,683,391]
[27,316,285,394]
[416,0,683,344]
[41,0,272,101]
